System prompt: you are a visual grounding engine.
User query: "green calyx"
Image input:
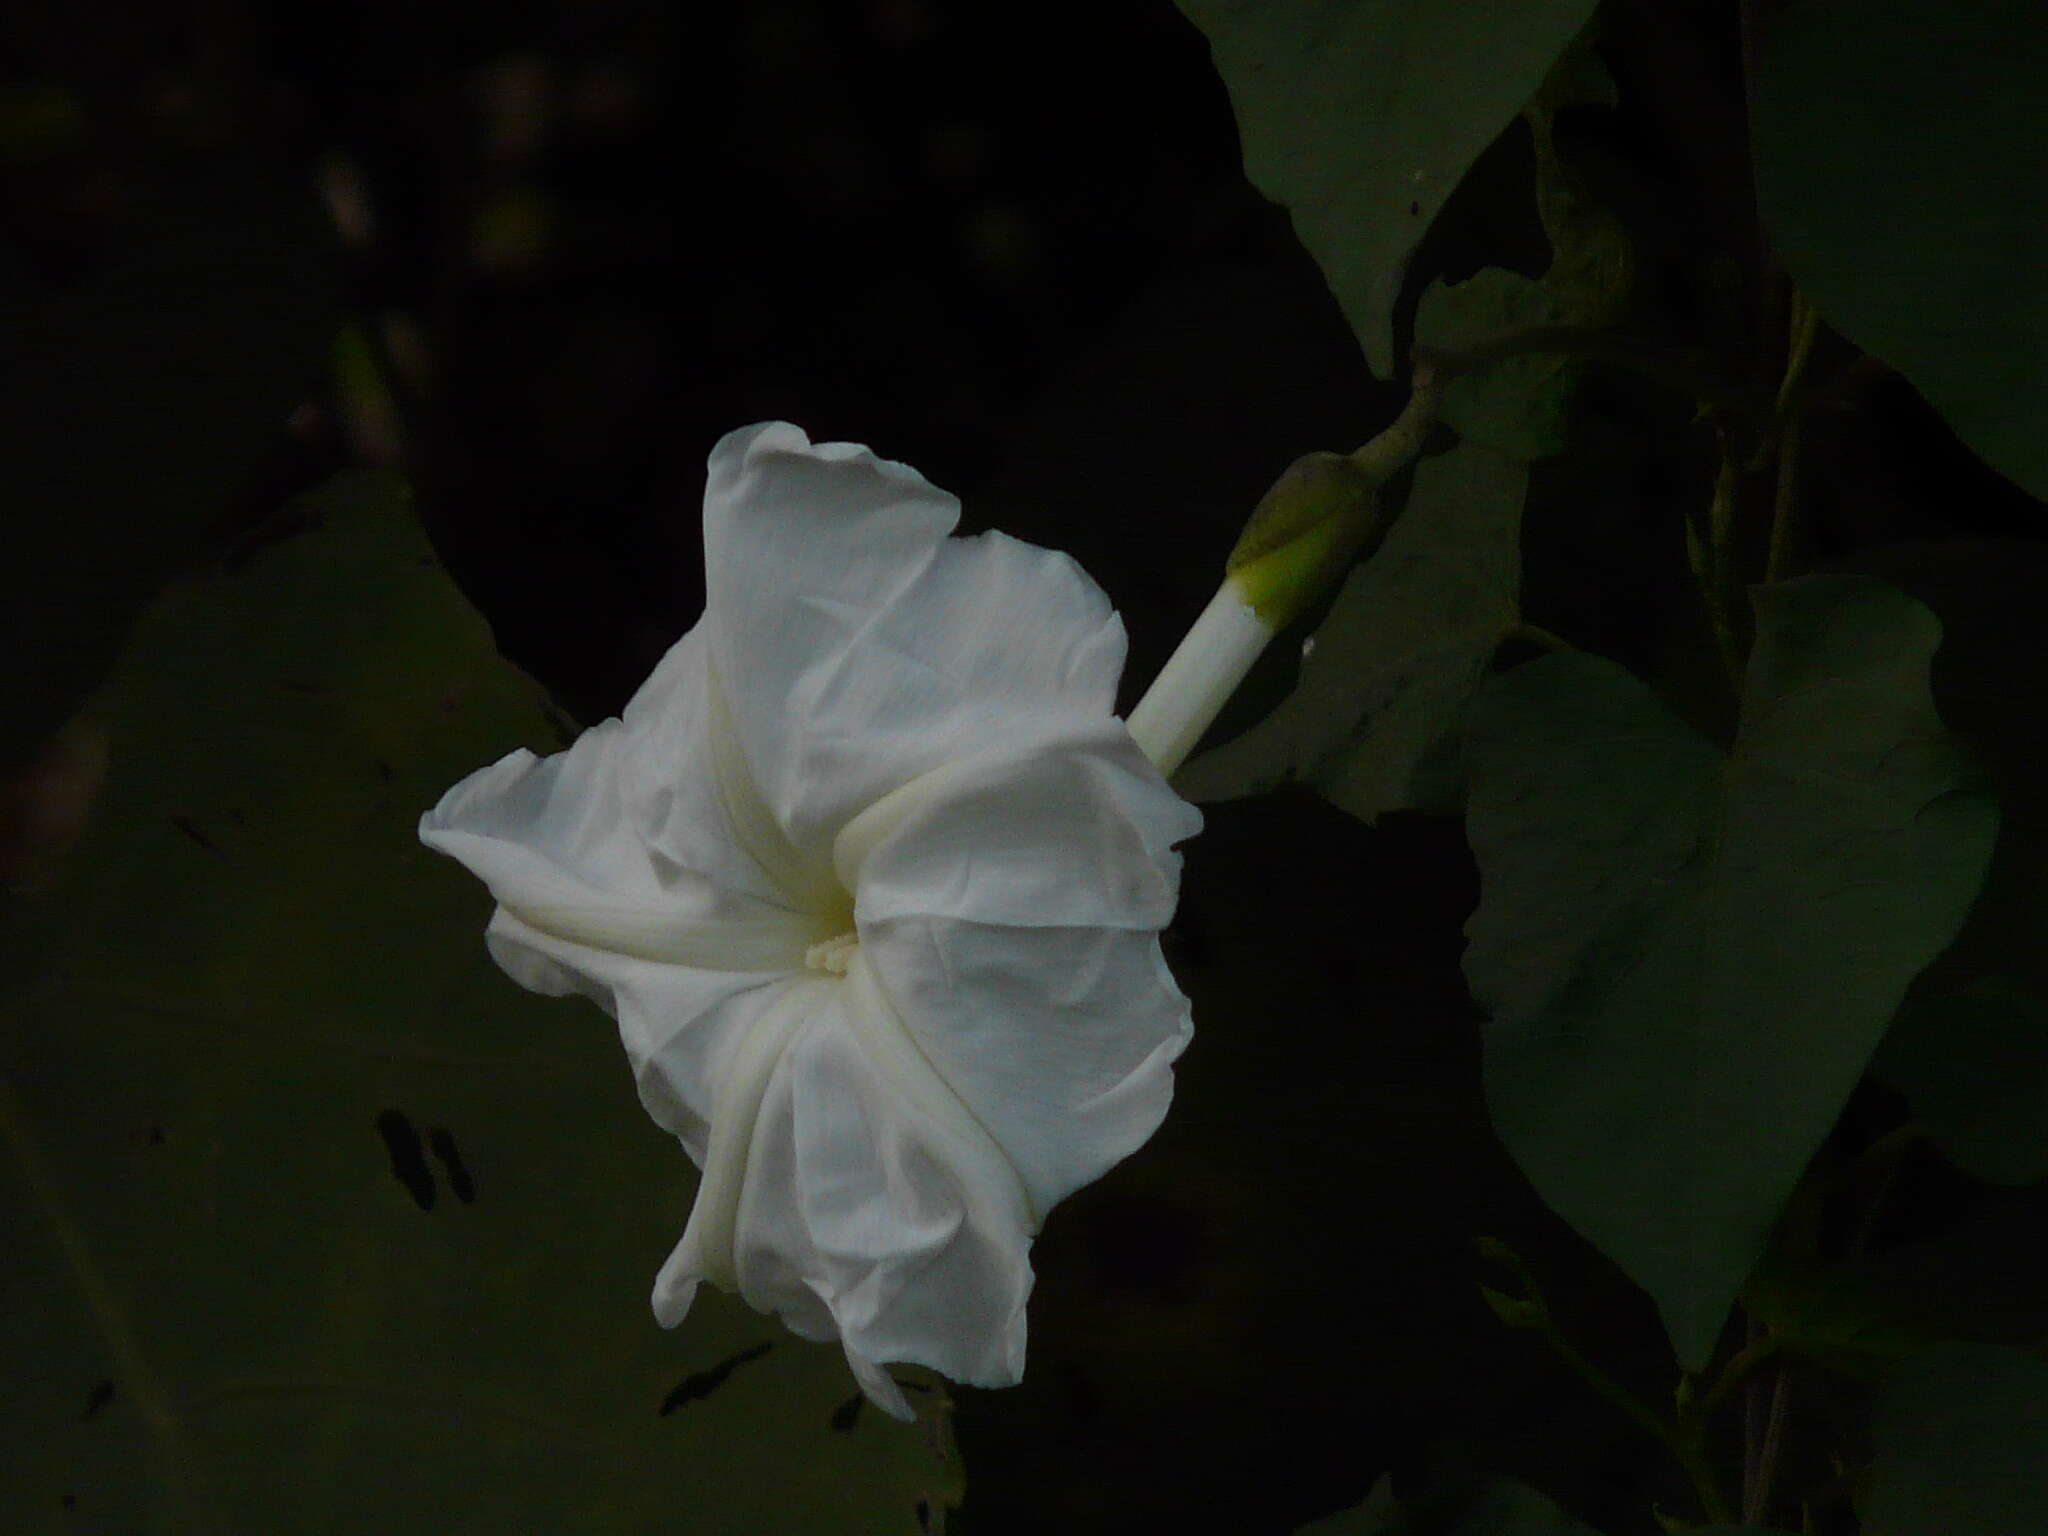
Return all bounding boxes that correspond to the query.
[1224,362,1445,629]
[1225,452,1389,629]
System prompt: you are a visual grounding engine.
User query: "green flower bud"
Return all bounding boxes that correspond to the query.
[1226,450,1389,629]
[1126,364,1442,777]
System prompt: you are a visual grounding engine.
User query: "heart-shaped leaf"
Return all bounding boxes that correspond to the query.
[1462,576,1996,1365]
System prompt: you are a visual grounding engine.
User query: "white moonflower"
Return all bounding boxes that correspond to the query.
[421,422,1203,1418]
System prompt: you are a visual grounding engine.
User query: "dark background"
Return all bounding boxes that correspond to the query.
[7,0,2042,1531]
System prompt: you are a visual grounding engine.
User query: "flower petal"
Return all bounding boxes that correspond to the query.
[614,625,838,916]
[485,905,787,1161]
[702,422,1129,852]
[835,717,1201,932]
[419,725,807,1154]
[863,914,1192,1218]
[789,966,1034,1391]
[652,955,1035,1416]
[648,978,819,1297]
[422,721,663,905]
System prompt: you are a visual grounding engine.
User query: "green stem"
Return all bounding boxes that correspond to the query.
[1743,1363,1792,1524]
[1350,353,1446,480]
[1512,1288,1737,1524]
[1764,290,1820,582]
[1772,290,1822,419]
[1535,1320,1678,1454]
[1764,404,1806,584]
[1678,1439,1740,1528]
[1700,449,1746,689]
[1695,1328,1782,1424]
[1415,325,1755,411]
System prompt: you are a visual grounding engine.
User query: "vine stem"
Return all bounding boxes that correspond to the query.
[1414,325,1756,410]
[1744,1363,1793,1524]
[1698,447,1747,689]
[1695,1325,1781,1424]
[1524,1310,1737,1525]
[1764,406,1807,584]
[1764,289,1821,582]
[1480,1238,1740,1524]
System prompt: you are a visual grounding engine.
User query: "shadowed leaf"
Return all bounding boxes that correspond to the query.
[1173,0,1599,376]
[1864,1344,2048,1536]
[1462,576,1996,1365]
[1755,0,2048,500]
[0,472,960,1532]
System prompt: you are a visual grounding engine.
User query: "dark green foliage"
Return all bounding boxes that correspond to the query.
[1462,578,1996,1366]
[0,474,958,1532]
[1755,0,2048,500]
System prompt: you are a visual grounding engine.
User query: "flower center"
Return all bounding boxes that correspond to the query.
[802,930,860,975]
